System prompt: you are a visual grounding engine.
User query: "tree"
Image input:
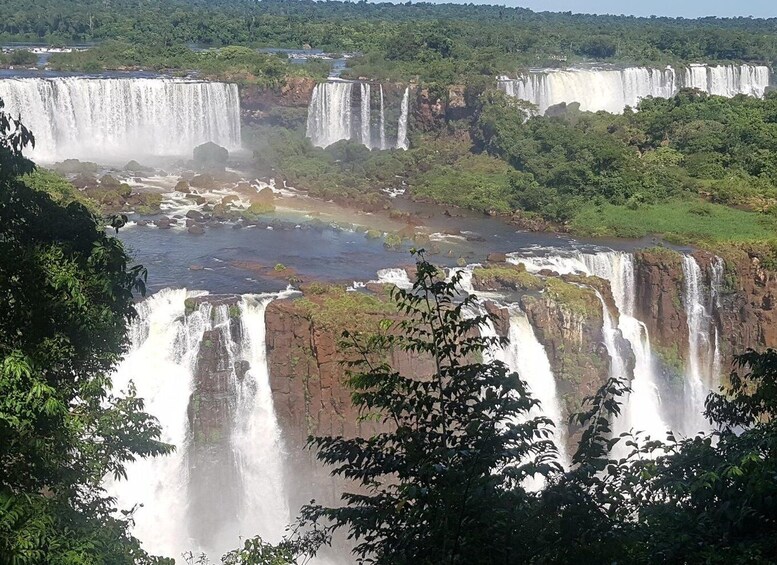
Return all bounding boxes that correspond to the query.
[0,100,172,563]
[304,251,561,564]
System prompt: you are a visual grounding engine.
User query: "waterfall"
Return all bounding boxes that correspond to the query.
[479,306,568,475]
[396,87,410,150]
[683,64,771,97]
[306,81,409,150]
[497,64,770,115]
[234,295,290,542]
[360,83,371,149]
[379,85,387,150]
[0,77,241,162]
[106,288,208,558]
[681,256,721,434]
[511,251,668,439]
[107,290,291,559]
[306,80,354,148]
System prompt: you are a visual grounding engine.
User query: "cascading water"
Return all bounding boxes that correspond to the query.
[379,85,387,150]
[497,64,770,115]
[396,87,410,150]
[478,304,568,482]
[306,80,354,148]
[107,288,208,559]
[511,251,668,439]
[0,77,242,162]
[108,290,291,560]
[233,295,292,543]
[306,81,409,150]
[681,255,722,434]
[360,83,372,149]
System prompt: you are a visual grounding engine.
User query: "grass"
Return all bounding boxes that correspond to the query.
[295,284,396,333]
[472,265,545,291]
[571,200,777,245]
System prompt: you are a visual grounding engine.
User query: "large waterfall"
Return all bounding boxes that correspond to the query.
[306,80,410,150]
[498,64,771,115]
[0,77,242,162]
[107,289,290,559]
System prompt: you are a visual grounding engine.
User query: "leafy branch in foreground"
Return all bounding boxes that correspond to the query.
[303,250,560,564]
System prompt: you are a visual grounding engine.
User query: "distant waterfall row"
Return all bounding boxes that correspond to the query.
[497,64,771,115]
[0,77,242,162]
[306,80,410,149]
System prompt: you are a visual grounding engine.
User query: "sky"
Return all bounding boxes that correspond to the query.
[424,0,776,19]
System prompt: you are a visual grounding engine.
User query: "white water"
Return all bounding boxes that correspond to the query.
[498,64,770,115]
[108,290,291,559]
[306,81,409,150]
[107,289,208,558]
[306,80,354,148]
[379,85,387,150]
[0,77,241,162]
[234,295,291,542]
[360,83,372,149]
[681,256,722,434]
[374,267,413,289]
[396,87,410,150]
[511,251,668,440]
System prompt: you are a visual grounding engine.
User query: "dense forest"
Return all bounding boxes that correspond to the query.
[3,0,777,80]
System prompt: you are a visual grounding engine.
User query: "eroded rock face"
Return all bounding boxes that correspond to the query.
[239,77,316,126]
[711,248,777,364]
[187,312,242,548]
[633,249,688,358]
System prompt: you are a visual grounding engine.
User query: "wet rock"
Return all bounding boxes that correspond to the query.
[124,160,153,173]
[235,360,250,381]
[193,141,229,171]
[190,174,217,190]
[175,180,191,193]
[487,252,507,263]
[221,194,240,206]
[188,194,207,205]
[188,224,205,235]
[186,209,205,221]
[189,264,204,271]
[155,217,171,229]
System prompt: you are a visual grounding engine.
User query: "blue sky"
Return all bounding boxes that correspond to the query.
[416,0,776,19]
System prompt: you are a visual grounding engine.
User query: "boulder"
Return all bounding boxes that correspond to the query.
[193,141,229,171]
[124,160,153,173]
[190,174,217,190]
[188,224,205,235]
[156,217,171,229]
[175,180,191,193]
[100,174,121,188]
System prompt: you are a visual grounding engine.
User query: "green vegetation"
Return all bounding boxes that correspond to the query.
[471,264,544,291]
[253,254,777,564]
[4,0,777,82]
[48,42,324,85]
[571,200,777,243]
[0,95,171,563]
[295,283,395,334]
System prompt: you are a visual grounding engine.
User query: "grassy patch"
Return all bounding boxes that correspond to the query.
[544,278,598,318]
[571,200,777,244]
[295,284,396,334]
[472,265,544,291]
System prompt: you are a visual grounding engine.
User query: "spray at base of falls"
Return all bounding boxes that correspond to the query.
[497,64,770,115]
[107,289,293,559]
[0,77,242,162]
[306,81,410,150]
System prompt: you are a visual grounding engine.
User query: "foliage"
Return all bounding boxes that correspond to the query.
[303,252,560,563]
[4,0,777,83]
[0,103,171,562]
